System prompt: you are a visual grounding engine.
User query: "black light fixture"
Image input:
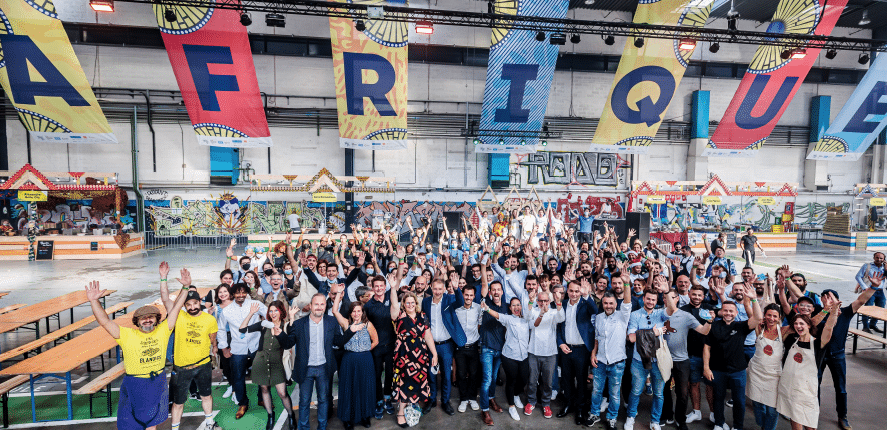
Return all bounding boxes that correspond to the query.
[825,49,837,60]
[536,31,546,42]
[265,12,285,27]
[634,38,644,48]
[355,20,366,31]
[164,8,177,22]
[549,33,566,45]
[859,53,870,64]
[780,48,791,60]
[570,34,581,44]
[603,35,615,45]
[727,16,737,31]
[709,42,720,53]
[239,11,252,26]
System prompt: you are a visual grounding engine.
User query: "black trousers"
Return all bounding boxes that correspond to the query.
[372,344,394,402]
[501,355,529,406]
[662,360,691,425]
[454,342,480,402]
[559,343,590,409]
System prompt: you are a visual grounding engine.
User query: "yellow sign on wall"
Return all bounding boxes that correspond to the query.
[870,198,886,207]
[312,192,337,203]
[647,195,666,204]
[703,196,722,205]
[758,197,776,205]
[18,191,47,201]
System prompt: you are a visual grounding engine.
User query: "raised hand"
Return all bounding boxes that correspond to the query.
[580,277,591,296]
[628,228,637,238]
[871,272,885,289]
[176,268,192,287]
[159,261,170,279]
[272,326,282,336]
[288,305,299,321]
[85,280,105,302]
[249,302,261,315]
[285,231,292,244]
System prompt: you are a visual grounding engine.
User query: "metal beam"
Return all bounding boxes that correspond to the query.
[119,0,887,52]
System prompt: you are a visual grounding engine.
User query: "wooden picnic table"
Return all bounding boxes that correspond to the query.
[0,290,114,338]
[0,293,10,300]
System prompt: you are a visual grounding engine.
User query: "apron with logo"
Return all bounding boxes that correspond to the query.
[746,325,782,408]
[776,337,819,428]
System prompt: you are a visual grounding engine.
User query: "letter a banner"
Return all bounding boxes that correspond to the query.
[155,2,271,148]
[475,0,569,154]
[591,0,712,155]
[704,0,847,157]
[0,0,116,144]
[329,0,408,150]
[808,54,887,161]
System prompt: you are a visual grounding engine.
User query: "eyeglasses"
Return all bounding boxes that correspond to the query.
[538,299,550,303]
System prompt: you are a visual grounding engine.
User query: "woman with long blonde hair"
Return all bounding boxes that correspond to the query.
[389,288,438,427]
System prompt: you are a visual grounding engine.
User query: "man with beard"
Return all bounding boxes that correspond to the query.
[491,246,530,303]
[587,269,632,430]
[168,288,218,430]
[855,253,885,333]
[86,262,189,430]
[681,285,717,425]
[302,253,346,297]
[478,263,508,425]
[218,282,267,419]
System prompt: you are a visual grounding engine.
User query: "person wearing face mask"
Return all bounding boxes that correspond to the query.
[257,261,276,295]
[281,262,300,293]
[169,290,218,430]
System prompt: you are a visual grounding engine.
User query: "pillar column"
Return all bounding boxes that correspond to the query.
[804,95,830,190]
[687,90,709,180]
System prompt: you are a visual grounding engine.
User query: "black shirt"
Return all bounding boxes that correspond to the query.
[364,297,394,349]
[740,235,758,251]
[819,304,854,357]
[706,319,753,373]
[479,297,507,351]
[782,334,824,366]
[682,303,716,358]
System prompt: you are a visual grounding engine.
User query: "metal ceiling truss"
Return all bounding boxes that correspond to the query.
[118,0,887,52]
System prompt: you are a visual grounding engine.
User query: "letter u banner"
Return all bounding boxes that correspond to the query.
[330,0,409,150]
[475,0,569,154]
[0,0,116,144]
[703,0,847,157]
[807,54,887,161]
[155,2,271,148]
[590,0,712,155]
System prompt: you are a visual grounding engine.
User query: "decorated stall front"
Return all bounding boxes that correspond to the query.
[823,184,887,251]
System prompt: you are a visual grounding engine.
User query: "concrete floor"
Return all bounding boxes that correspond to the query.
[1,244,884,429]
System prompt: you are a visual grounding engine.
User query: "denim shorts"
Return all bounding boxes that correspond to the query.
[688,356,703,384]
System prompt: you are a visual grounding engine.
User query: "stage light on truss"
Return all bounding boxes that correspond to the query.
[89,0,114,12]
[355,20,366,31]
[536,31,546,42]
[415,21,434,34]
[825,49,837,60]
[603,35,615,45]
[266,13,285,27]
[549,33,566,45]
[859,10,871,26]
[240,11,252,26]
[780,48,791,60]
[790,47,806,59]
[499,138,505,145]
[473,138,481,145]
[541,140,548,146]
[634,38,644,48]
[679,38,696,51]
[709,42,720,53]
[859,53,870,64]
[570,34,581,44]
[165,8,177,22]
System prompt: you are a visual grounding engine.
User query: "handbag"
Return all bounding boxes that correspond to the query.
[655,334,673,382]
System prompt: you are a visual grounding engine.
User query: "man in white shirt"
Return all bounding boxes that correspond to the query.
[524,290,565,419]
[453,284,483,413]
[587,288,633,429]
[217,283,267,418]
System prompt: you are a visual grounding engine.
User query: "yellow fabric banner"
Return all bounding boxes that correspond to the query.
[0,0,116,144]
[590,0,711,154]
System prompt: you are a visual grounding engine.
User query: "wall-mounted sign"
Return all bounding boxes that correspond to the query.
[647,195,666,204]
[312,192,337,203]
[703,196,723,205]
[758,196,776,205]
[870,198,886,207]
[18,190,47,201]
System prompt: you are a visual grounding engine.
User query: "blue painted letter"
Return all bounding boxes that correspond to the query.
[0,35,89,106]
[494,64,539,123]
[182,45,240,112]
[343,52,396,116]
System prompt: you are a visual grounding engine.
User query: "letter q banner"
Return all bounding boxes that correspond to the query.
[0,0,116,144]
[155,1,271,148]
[329,0,409,150]
[590,0,712,155]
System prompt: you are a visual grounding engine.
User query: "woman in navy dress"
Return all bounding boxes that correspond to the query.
[332,293,379,429]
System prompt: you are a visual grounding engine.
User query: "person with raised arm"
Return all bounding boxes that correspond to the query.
[331,291,378,429]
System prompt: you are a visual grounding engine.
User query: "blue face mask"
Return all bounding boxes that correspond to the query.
[366,268,375,275]
[284,269,293,275]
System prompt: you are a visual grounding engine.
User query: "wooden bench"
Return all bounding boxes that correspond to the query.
[849,328,887,353]
[0,305,25,315]
[73,362,126,418]
[0,375,30,428]
[0,302,133,364]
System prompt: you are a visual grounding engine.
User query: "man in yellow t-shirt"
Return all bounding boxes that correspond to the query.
[170,290,218,430]
[86,263,190,430]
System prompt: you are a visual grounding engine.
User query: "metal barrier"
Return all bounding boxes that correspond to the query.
[143,232,247,251]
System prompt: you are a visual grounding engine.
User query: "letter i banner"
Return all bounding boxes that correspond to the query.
[590,0,712,155]
[703,0,848,157]
[808,54,887,161]
[475,0,569,154]
[0,0,116,144]
[155,2,271,148]
[330,0,409,150]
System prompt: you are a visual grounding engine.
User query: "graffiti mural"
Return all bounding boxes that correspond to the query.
[635,198,852,231]
[554,194,626,223]
[353,201,476,232]
[519,151,621,187]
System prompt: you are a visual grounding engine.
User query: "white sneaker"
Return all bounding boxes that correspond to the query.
[551,390,558,400]
[231,392,238,404]
[508,406,521,421]
[469,400,480,411]
[202,420,219,430]
[686,410,701,423]
[458,400,468,413]
[513,396,524,409]
[624,416,635,430]
[714,425,731,430]
[600,398,609,413]
[222,386,233,399]
[608,419,617,429]
[710,412,716,423]
[650,423,662,430]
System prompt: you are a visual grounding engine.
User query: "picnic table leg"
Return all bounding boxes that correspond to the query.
[70,308,74,326]
[65,372,72,421]
[29,375,35,423]
[2,392,7,428]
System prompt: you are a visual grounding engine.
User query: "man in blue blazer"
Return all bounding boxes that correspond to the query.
[556,279,598,425]
[277,293,338,430]
[421,278,466,415]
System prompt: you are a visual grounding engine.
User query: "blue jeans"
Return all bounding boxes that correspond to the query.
[299,365,330,430]
[861,289,886,329]
[627,359,665,423]
[744,345,756,363]
[590,360,626,420]
[429,341,454,403]
[752,401,778,430]
[708,369,746,430]
[479,347,501,411]
[818,353,848,419]
[229,351,256,407]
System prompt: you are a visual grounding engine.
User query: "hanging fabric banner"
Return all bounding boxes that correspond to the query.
[590,0,712,155]
[0,0,116,144]
[329,0,409,150]
[703,0,848,157]
[808,54,887,161]
[475,0,569,154]
[155,2,271,148]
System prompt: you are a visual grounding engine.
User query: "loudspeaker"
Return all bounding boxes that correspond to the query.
[592,219,627,245]
[626,212,651,245]
[443,212,463,234]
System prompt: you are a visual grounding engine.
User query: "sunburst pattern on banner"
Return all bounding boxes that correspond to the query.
[16,108,71,132]
[812,136,849,153]
[194,123,248,138]
[350,0,408,47]
[747,0,820,74]
[154,2,214,35]
[490,0,520,47]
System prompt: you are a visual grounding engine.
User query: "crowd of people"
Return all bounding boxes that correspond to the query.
[84,203,885,430]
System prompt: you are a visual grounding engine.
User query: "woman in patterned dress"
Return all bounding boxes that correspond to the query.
[332,292,379,429]
[389,287,438,428]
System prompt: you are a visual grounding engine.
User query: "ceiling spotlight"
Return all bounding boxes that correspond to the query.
[709,42,720,53]
[415,21,433,34]
[603,35,615,45]
[585,0,594,4]
[825,49,837,60]
[239,11,252,26]
[859,10,871,26]
[549,33,567,45]
[164,8,177,22]
[473,138,481,145]
[790,47,806,59]
[89,0,114,12]
[634,38,644,48]
[727,16,737,31]
[780,48,791,60]
[541,140,548,146]
[679,38,696,51]
[520,139,527,145]
[570,34,581,44]
[859,53,870,64]
[536,31,546,42]
[355,20,366,32]
[265,12,285,27]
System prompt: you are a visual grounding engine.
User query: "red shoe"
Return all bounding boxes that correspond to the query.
[542,406,552,419]
[523,404,534,416]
